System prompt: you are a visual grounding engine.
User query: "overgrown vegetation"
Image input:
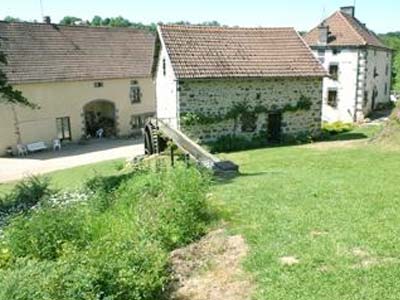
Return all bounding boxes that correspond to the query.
[0,163,211,300]
[181,96,312,127]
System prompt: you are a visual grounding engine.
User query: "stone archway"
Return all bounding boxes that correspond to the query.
[83,100,117,138]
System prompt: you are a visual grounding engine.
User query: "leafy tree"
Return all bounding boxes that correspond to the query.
[59,16,82,26]
[109,16,131,27]
[3,16,22,23]
[0,42,35,108]
[91,15,103,26]
[380,32,400,92]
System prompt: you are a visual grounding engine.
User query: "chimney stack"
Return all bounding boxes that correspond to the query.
[340,6,355,17]
[318,24,329,45]
[43,16,51,24]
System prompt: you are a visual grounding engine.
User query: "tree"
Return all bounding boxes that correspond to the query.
[59,16,82,26]
[109,16,131,27]
[0,41,35,108]
[91,15,103,26]
[3,16,22,22]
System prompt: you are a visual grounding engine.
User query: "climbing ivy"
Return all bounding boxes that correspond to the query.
[180,95,313,127]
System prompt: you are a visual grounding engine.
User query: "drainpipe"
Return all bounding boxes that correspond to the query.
[11,105,22,144]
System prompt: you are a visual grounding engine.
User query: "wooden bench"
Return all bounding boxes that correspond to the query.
[27,141,48,153]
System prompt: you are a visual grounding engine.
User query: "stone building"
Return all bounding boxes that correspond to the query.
[304,6,393,123]
[0,21,156,155]
[156,25,327,143]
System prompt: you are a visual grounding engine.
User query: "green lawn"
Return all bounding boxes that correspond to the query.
[0,159,125,196]
[213,140,400,299]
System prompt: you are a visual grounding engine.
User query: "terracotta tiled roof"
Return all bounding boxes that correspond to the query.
[304,11,389,49]
[0,22,155,84]
[159,25,327,79]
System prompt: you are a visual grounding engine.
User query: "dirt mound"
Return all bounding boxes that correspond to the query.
[169,229,253,300]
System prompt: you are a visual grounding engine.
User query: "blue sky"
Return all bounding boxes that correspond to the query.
[1,0,398,33]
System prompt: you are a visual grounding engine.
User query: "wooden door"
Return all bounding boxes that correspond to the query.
[267,113,282,143]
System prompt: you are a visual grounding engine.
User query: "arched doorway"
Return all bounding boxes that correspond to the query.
[83,100,117,138]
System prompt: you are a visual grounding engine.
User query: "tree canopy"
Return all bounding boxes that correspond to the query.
[379,32,400,92]
[0,41,35,108]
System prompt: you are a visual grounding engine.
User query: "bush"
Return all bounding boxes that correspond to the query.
[0,241,168,300]
[0,176,52,225]
[0,164,211,300]
[322,121,355,135]
[4,205,91,260]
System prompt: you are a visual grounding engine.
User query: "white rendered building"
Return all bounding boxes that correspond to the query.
[305,6,393,123]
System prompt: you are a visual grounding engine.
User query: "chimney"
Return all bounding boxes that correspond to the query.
[340,6,355,17]
[318,25,329,45]
[43,16,51,24]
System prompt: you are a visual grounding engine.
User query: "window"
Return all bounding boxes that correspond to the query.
[385,64,389,76]
[332,49,341,55]
[385,83,388,95]
[130,85,141,104]
[56,117,71,141]
[329,64,339,80]
[317,50,325,64]
[327,90,338,108]
[162,58,166,76]
[94,81,104,88]
[374,49,377,56]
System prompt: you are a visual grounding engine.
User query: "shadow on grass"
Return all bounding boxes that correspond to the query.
[317,132,369,142]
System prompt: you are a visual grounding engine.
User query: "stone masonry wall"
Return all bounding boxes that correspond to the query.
[178,77,323,143]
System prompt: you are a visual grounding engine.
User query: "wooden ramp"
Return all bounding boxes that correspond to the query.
[144,119,239,176]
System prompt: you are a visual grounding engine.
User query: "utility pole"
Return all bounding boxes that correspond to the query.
[40,0,44,20]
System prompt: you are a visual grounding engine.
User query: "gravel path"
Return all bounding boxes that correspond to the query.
[0,139,143,183]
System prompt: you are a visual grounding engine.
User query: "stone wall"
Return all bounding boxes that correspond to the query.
[178,77,323,143]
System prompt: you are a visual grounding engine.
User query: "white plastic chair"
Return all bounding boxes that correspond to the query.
[17,144,28,157]
[96,128,104,139]
[53,139,62,151]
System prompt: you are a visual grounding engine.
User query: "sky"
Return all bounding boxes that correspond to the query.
[1,0,398,33]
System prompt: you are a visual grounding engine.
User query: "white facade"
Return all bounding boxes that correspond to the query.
[155,29,179,129]
[313,47,392,123]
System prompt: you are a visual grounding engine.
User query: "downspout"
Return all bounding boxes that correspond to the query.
[11,105,22,144]
[176,79,180,130]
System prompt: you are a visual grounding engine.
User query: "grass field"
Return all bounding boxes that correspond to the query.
[213,134,400,299]
[0,159,125,196]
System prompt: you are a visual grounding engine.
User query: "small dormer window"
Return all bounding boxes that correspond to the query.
[162,58,166,76]
[94,82,104,88]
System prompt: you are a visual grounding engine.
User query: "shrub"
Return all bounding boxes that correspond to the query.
[322,121,355,135]
[0,176,52,225]
[0,241,168,300]
[4,205,91,260]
